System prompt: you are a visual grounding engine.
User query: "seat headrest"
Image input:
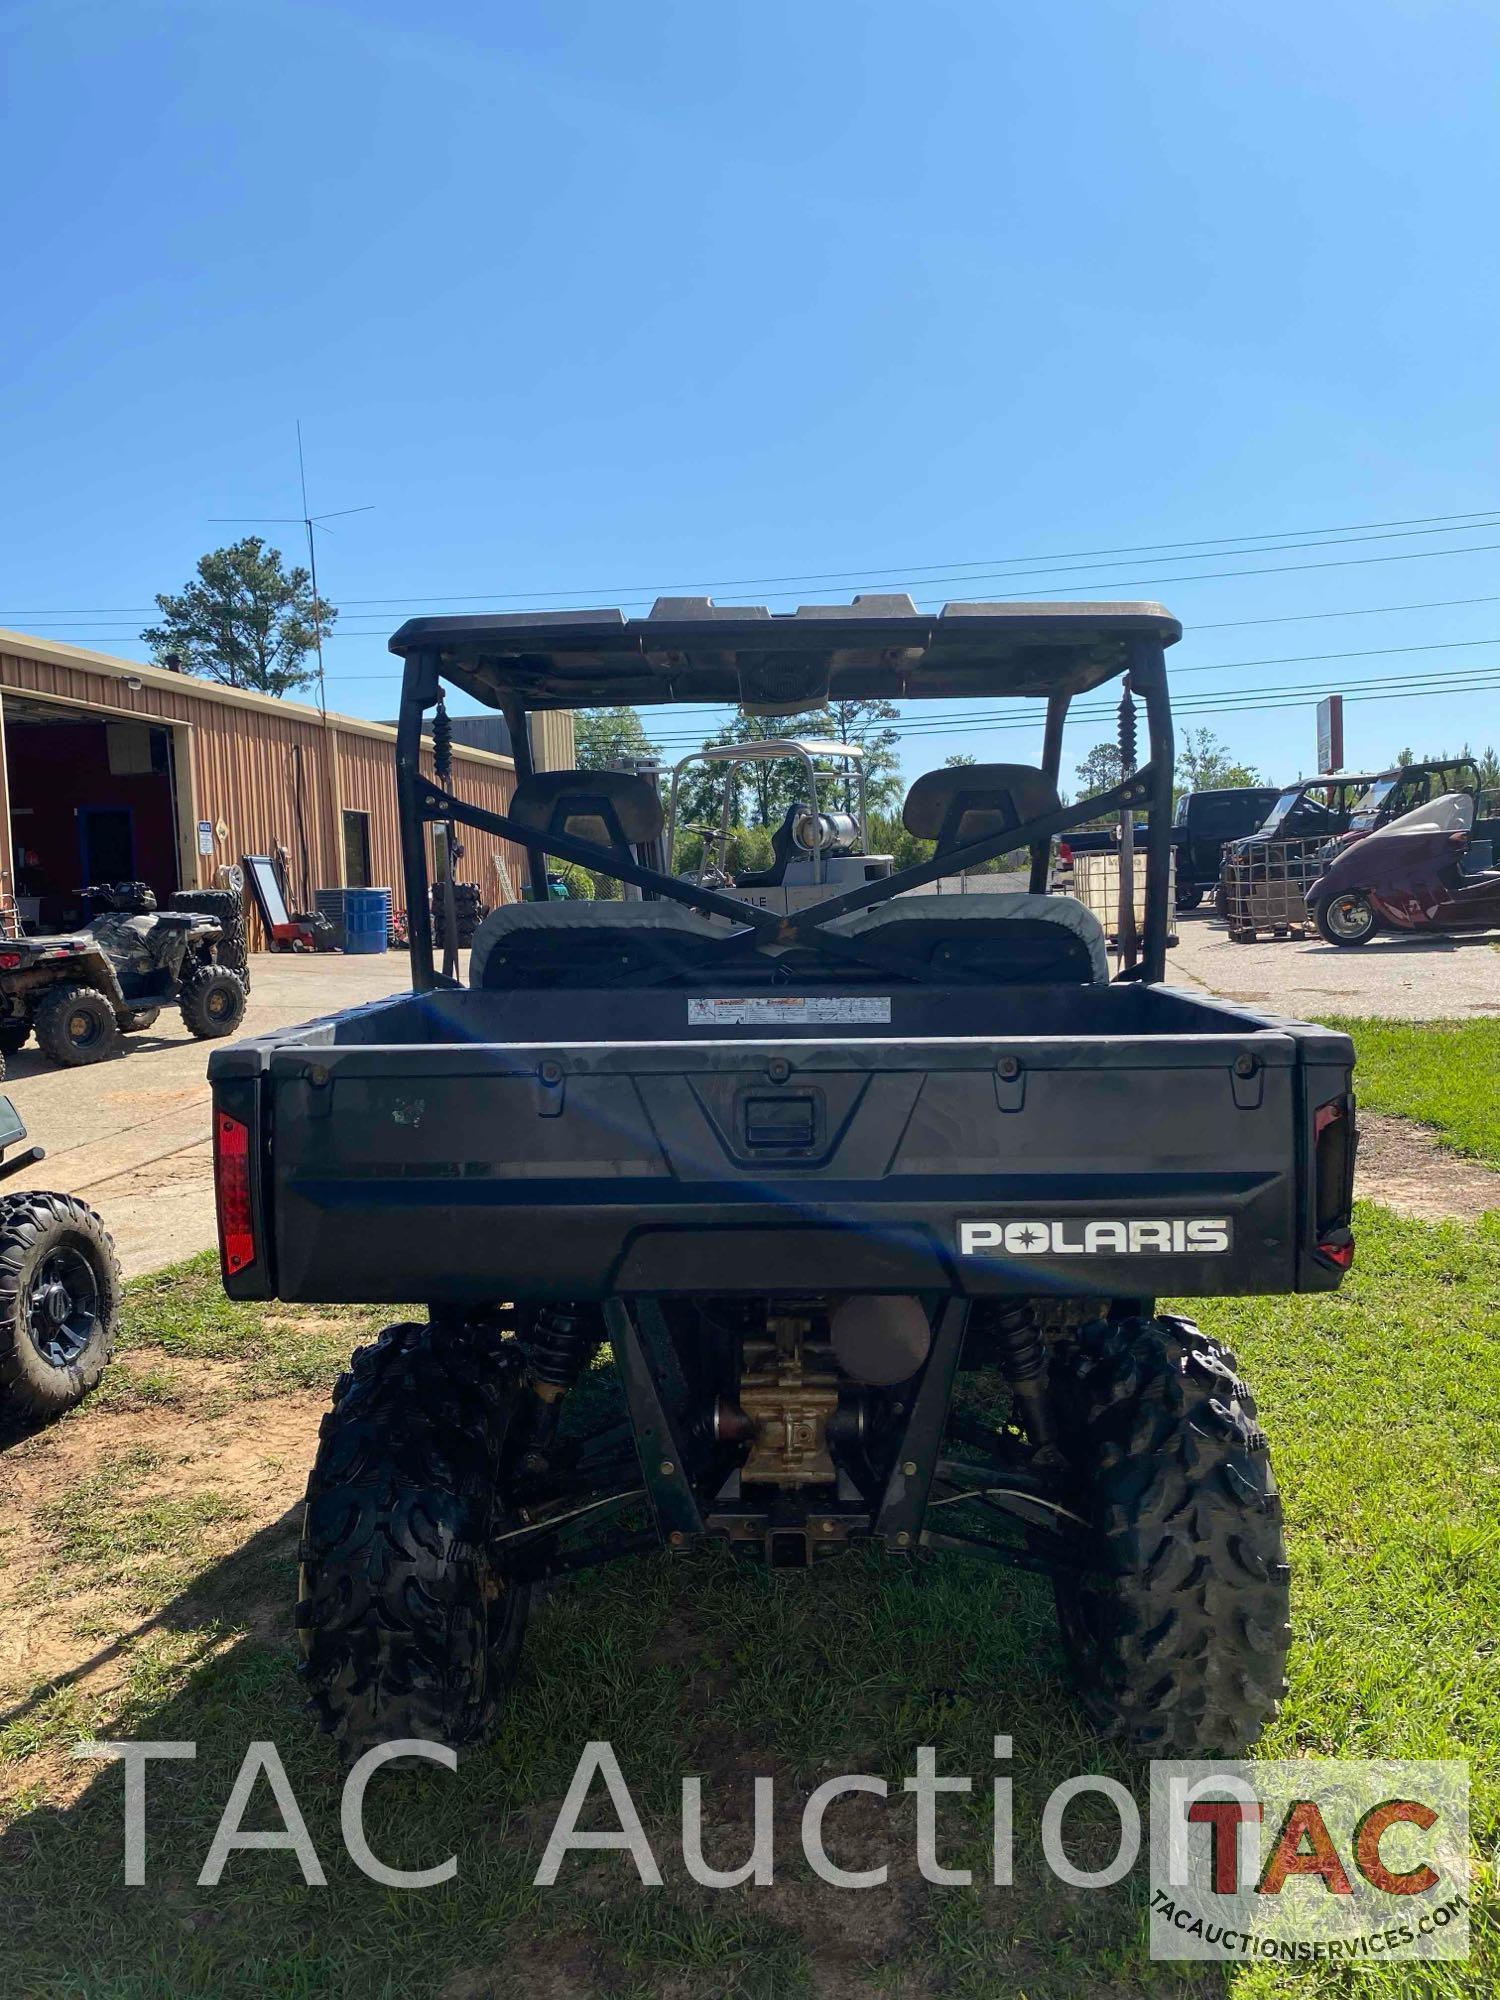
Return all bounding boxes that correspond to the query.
[903,764,1061,846]
[509,770,664,849]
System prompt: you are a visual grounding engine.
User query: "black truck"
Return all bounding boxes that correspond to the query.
[1056,784,1280,911]
[209,598,1356,1759]
[1171,785,1283,908]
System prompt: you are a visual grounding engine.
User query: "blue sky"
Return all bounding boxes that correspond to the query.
[3,0,1498,788]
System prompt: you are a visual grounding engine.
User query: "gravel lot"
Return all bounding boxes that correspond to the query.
[1166,910,1500,1020]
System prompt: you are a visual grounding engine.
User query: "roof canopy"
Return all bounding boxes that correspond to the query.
[389,595,1181,712]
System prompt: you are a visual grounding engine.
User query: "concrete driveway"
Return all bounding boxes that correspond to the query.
[1166,911,1500,1020]
[1,954,415,1278]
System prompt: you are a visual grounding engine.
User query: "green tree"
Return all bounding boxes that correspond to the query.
[573,706,658,770]
[944,751,978,766]
[1174,726,1262,799]
[1072,744,1128,820]
[818,697,904,814]
[142,536,336,696]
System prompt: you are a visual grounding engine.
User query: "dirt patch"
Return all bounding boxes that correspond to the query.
[1355,1113,1500,1222]
[0,1355,322,1705]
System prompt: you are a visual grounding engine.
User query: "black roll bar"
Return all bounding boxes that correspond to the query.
[394,640,1177,989]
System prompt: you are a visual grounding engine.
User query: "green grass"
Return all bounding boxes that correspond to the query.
[1320,1016,1500,1166]
[1,1211,1497,1997]
[117,1249,384,1392]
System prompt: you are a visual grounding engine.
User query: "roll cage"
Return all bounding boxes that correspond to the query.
[388,596,1181,990]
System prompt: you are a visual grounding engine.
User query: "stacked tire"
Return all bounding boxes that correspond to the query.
[430,881,487,948]
[170,889,252,993]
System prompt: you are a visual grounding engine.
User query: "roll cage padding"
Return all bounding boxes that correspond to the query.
[827,892,1108,984]
[468,890,1108,989]
[469,900,721,989]
[902,764,1061,851]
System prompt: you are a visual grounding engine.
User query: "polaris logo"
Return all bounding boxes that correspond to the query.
[958,1218,1232,1257]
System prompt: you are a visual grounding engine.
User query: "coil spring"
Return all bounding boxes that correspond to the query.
[991,1301,1044,1383]
[525,1305,598,1391]
[1118,688,1137,775]
[433,699,453,783]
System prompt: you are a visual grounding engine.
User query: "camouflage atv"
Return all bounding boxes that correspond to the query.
[0,882,248,1072]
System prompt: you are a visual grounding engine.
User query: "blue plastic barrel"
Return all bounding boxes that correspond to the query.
[342,887,391,954]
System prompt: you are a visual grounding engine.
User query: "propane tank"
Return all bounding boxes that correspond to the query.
[792,809,861,856]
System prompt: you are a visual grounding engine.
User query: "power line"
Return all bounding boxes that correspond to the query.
[627,659,1500,750]
[7,504,1500,623]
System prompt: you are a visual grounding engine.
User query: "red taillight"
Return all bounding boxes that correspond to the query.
[1313,1093,1355,1272]
[0,953,21,970]
[1058,840,1074,864]
[214,1110,256,1276]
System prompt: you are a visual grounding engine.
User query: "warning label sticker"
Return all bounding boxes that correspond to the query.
[686,996,892,1026]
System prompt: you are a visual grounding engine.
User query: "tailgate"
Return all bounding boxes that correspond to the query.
[224,1028,1347,1303]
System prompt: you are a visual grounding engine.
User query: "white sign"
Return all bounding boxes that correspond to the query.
[686,996,891,1026]
[197,821,215,856]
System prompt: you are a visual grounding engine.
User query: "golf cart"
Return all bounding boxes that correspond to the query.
[0,882,248,1070]
[0,1094,120,1420]
[209,595,1355,1759]
[1307,790,1500,945]
[666,738,892,915]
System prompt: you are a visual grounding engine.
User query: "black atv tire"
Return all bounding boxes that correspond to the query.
[33,986,120,1067]
[1174,884,1203,912]
[0,1192,121,1419]
[297,1322,532,1754]
[178,964,247,1040]
[0,1019,31,1057]
[170,890,251,992]
[1314,891,1379,948]
[1050,1313,1291,1757]
[119,1007,161,1032]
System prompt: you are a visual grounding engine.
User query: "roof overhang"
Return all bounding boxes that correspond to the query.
[389,595,1181,711]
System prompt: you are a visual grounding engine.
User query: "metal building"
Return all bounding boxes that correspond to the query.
[0,629,573,932]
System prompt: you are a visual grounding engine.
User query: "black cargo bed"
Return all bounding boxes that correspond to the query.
[211,983,1353,1306]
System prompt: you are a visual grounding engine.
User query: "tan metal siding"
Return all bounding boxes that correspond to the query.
[0,643,523,923]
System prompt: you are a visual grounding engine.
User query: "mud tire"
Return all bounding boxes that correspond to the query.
[170,890,251,991]
[33,986,120,1067]
[297,1322,532,1755]
[0,1192,121,1418]
[178,964,247,1039]
[1050,1312,1291,1756]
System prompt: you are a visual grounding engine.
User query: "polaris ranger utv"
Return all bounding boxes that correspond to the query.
[209,597,1357,1758]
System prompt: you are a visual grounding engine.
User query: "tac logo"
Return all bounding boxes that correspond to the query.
[1149,1760,1469,1963]
[957,1217,1232,1257]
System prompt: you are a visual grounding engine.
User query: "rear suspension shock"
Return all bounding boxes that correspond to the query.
[524,1304,600,1400]
[990,1302,1058,1452]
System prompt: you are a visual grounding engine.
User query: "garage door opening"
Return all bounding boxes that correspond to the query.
[6,698,183,931]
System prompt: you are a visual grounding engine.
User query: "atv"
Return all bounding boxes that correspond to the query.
[0,1092,120,1421]
[210,596,1356,1760]
[0,882,249,1071]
